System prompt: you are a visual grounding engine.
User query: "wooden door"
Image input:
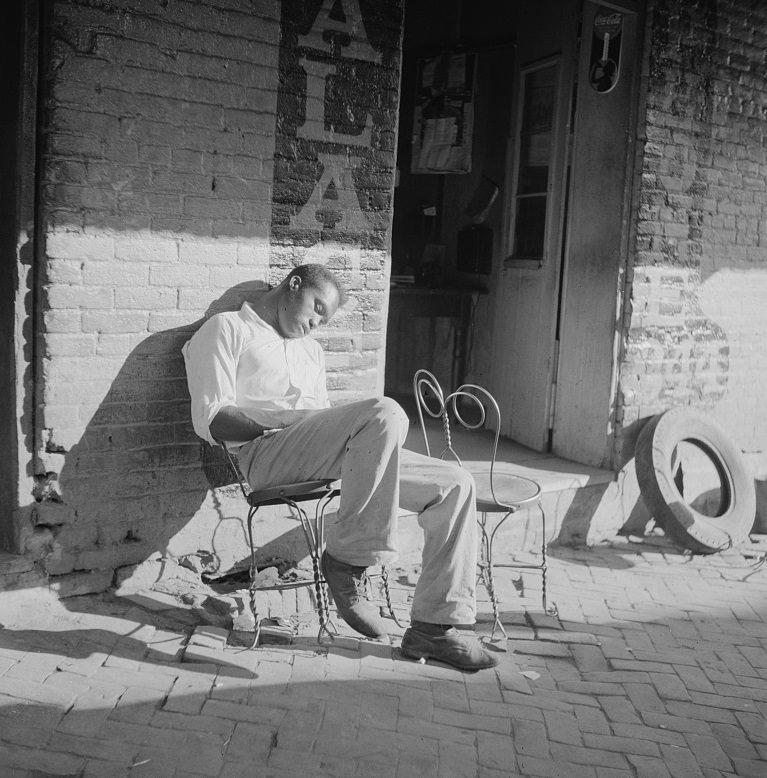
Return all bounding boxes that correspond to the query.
[490,0,578,451]
[552,1,641,467]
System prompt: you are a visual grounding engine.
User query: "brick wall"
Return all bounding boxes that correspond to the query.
[618,0,767,475]
[23,0,403,593]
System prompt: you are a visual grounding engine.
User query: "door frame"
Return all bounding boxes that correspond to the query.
[1,0,40,551]
[552,0,644,468]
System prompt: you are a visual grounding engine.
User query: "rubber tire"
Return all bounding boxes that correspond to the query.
[634,407,755,554]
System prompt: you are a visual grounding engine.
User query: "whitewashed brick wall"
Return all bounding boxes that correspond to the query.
[618,0,767,480]
[24,0,402,592]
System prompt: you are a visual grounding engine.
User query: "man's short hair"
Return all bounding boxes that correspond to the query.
[288,264,348,306]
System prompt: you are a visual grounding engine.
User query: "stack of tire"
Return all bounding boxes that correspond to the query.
[635,407,756,554]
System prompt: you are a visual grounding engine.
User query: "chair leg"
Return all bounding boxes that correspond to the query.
[540,503,548,614]
[296,496,337,645]
[539,503,557,617]
[309,547,334,644]
[380,565,405,628]
[246,506,263,648]
[478,512,508,640]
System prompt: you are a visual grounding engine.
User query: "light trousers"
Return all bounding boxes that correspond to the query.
[236,397,477,625]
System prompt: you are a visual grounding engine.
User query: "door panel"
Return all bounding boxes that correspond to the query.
[553,1,640,467]
[490,0,578,450]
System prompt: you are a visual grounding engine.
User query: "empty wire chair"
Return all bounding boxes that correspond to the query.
[413,369,555,639]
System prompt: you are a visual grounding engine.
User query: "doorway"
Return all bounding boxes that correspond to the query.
[493,0,642,468]
[386,0,642,470]
[490,1,579,454]
[385,0,516,401]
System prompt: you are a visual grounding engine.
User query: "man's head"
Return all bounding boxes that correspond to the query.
[273,264,346,339]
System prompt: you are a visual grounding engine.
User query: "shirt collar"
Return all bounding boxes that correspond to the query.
[240,301,280,336]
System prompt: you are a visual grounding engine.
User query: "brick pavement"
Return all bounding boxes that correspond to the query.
[1,535,767,777]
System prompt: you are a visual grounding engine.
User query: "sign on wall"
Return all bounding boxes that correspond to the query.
[410,52,476,174]
[589,9,623,93]
[271,0,402,246]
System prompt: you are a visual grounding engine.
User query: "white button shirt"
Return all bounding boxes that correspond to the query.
[182,302,329,446]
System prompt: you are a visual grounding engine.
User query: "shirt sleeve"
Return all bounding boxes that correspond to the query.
[182,314,240,445]
[315,344,330,408]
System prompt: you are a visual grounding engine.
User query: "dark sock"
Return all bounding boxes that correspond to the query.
[411,621,452,636]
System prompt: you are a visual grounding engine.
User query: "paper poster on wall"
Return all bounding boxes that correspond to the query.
[411,52,476,174]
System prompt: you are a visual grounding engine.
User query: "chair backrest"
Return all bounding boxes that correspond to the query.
[412,368,504,504]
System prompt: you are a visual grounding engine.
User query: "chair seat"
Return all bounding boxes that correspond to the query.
[469,469,542,512]
[247,479,340,507]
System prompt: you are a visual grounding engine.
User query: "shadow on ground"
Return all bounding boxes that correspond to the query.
[2,545,767,777]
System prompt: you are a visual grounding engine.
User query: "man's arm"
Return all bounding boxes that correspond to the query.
[183,315,249,446]
[209,406,279,444]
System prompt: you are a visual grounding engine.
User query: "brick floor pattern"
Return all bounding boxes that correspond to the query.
[1,539,767,777]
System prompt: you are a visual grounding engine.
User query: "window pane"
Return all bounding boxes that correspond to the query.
[521,67,556,134]
[519,132,551,193]
[513,196,547,258]
[512,63,556,260]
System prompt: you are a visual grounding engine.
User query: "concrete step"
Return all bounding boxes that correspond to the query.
[0,419,630,601]
[397,416,625,555]
[243,418,625,570]
[0,549,59,616]
[0,550,46,591]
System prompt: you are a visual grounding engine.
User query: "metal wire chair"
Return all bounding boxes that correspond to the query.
[413,369,556,639]
[216,442,401,646]
[218,442,339,646]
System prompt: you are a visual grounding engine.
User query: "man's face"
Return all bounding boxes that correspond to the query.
[278,276,340,339]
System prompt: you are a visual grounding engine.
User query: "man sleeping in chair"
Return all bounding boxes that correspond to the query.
[182,263,497,671]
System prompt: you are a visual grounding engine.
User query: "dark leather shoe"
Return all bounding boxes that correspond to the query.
[401,626,499,671]
[321,551,388,639]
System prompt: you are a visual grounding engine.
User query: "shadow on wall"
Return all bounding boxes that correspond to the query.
[614,416,653,537]
[30,282,271,595]
[753,478,767,534]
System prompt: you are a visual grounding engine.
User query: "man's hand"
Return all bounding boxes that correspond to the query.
[209,406,280,444]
